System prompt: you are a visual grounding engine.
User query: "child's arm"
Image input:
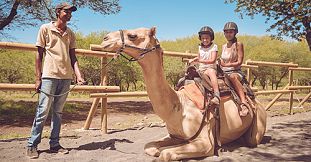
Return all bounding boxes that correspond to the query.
[189,56,198,64]
[189,49,200,64]
[224,42,244,67]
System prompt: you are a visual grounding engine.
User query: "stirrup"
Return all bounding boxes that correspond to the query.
[239,102,249,117]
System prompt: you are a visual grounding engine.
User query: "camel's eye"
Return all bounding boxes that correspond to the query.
[103,36,109,41]
[128,34,138,41]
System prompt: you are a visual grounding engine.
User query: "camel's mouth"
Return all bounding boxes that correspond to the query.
[100,42,117,53]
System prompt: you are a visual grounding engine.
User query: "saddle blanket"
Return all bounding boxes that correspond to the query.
[179,83,205,110]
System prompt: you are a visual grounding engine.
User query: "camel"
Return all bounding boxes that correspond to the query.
[99,27,267,161]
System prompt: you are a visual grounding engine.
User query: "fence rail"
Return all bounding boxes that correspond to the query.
[0,42,115,58]
[0,83,120,92]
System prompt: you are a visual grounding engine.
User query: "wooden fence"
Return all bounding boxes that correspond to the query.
[1,42,311,133]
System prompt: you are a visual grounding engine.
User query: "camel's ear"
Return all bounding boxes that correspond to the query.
[150,26,157,36]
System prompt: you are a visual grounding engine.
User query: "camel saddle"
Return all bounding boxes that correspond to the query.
[176,65,255,105]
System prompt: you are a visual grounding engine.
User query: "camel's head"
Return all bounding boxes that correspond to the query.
[100,27,160,61]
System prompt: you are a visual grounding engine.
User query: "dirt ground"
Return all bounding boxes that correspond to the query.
[0,98,311,162]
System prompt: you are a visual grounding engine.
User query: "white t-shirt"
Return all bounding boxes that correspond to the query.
[198,43,218,70]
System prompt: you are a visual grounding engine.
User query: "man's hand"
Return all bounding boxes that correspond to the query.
[76,77,87,85]
[35,79,42,93]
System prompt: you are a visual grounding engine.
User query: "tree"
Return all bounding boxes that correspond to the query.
[0,49,34,83]
[0,0,120,38]
[225,0,311,51]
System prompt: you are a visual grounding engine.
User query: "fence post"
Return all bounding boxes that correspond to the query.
[288,68,294,114]
[245,59,251,84]
[101,57,108,133]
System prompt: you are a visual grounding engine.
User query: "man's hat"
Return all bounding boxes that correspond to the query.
[56,2,77,12]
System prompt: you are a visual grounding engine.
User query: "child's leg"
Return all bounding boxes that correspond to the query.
[204,69,219,95]
[204,69,220,104]
[228,73,249,116]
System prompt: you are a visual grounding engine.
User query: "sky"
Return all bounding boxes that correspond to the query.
[6,0,273,44]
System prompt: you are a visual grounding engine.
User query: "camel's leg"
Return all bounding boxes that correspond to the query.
[158,137,214,162]
[144,134,185,157]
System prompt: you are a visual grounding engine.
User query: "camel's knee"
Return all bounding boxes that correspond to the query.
[197,139,215,155]
[144,142,160,157]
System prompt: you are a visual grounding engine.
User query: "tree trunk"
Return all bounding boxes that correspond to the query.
[251,71,257,87]
[302,17,311,51]
[0,0,20,30]
[275,70,288,90]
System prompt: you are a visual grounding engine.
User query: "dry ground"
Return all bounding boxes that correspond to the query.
[0,96,311,162]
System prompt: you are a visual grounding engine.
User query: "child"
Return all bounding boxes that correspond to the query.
[220,22,248,116]
[189,26,220,105]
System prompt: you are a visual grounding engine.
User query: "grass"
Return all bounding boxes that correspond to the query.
[0,99,86,120]
[0,130,50,140]
[0,91,90,100]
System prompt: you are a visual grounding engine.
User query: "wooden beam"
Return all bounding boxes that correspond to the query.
[246,60,298,67]
[288,86,311,90]
[83,97,100,130]
[296,92,311,108]
[264,84,289,111]
[90,44,197,58]
[241,64,259,68]
[90,91,148,98]
[0,83,120,92]
[101,57,108,133]
[0,42,115,58]
[288,67,311,71]
[289,69,294,114]
[255,90,294,95]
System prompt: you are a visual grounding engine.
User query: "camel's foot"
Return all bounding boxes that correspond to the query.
[144,135,185,157]
[144,145,160,157]
[159,150,177,162]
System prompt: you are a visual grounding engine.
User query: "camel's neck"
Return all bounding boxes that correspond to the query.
[138,50,180,120]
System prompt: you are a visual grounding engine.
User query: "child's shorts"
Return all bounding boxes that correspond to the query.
[223,69,244,81]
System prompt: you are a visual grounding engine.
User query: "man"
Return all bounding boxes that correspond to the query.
[27,2,84,159]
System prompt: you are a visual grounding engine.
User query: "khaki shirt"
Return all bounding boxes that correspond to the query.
[36,21,76,79]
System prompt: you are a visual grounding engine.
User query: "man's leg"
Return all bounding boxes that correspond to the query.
[49,79,71,153]
[27,78,56,158]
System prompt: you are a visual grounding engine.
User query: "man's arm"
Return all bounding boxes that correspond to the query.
[69,48,85,84]
[35,47,44,92]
